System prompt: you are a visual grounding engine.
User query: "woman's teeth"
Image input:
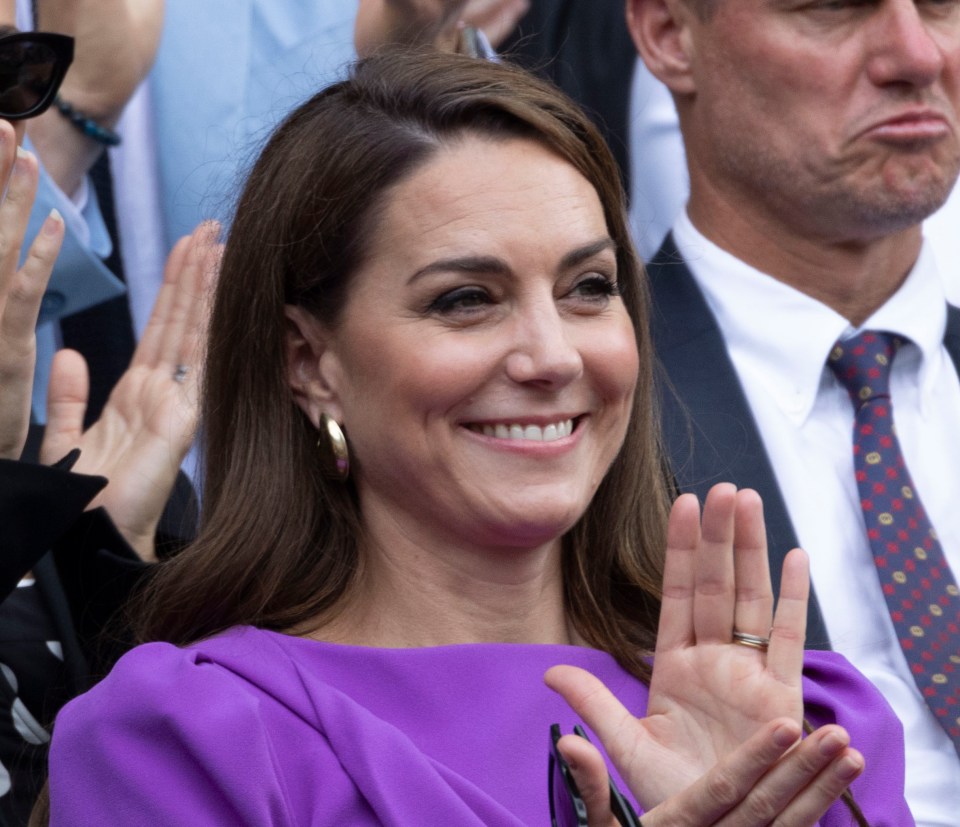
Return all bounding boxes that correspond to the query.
[469,419,574,442]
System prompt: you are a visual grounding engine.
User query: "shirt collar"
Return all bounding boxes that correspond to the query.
[671,211,948,423]
[857,242,948,414]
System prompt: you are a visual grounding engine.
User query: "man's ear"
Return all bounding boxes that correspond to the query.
[284,305,344,427]
[627,0,698,95]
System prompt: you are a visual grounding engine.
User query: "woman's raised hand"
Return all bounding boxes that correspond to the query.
[40,222,220,561]
[546,483,864,824]
[0,120,65,460]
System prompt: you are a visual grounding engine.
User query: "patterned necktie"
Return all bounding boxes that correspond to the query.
[828,331,960,754]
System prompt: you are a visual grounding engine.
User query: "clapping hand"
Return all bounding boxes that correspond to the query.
[547,484,864,825]
[0,121,65,460]
[40,222,220,561]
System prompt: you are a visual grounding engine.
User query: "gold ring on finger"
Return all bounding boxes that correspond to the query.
[732,630,770,651]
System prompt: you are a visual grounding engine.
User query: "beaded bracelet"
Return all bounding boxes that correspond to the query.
[53,96,122,147]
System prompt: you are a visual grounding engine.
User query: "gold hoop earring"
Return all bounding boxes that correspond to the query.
[318,413,349,481]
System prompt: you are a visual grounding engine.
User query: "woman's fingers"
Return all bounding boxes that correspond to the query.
[656,492,701,652]
[0,205,64,460]
[545,666,639,771]
[640,718,800,826]
[171,223,220,375]
[693,483,738,645]
[0,144,38,286]
[156,221,220,370]
[554,733,619,827]
[40,348,89,466]
[731,489,775,639]
[0,210,64,351]
[765,547,809,690]
[0,135,63,462]
[133,234,189,369]
[546,666,861,825]
[660,484,783,651]
[640,722,861,827]
[715,727,862,827]
[134,221,219,372]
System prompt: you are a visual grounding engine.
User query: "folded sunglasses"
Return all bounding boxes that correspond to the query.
[549,723,643,827]
[0,30,73,120]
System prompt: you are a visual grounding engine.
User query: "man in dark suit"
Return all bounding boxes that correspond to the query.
[502,0,688,259]
[627,0,960,822]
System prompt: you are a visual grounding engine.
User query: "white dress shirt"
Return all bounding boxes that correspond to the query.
[627,58,688,261]
[672,210,960,826]
[626,60,960,311]
[925,193,960,306]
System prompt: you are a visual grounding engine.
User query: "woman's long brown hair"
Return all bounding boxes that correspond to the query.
[68,48,870,827]
[132,49,670,680]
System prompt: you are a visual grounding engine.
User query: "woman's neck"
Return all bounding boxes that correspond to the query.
[306,508,575,649]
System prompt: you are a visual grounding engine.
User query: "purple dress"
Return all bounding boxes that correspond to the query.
[49,626,913,825]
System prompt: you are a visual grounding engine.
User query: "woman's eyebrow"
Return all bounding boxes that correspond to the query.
[408,255,510,284]
[408,238,617,285]
[558,237,617,271]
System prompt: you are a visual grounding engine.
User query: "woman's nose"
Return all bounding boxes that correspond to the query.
[503,302,584,388]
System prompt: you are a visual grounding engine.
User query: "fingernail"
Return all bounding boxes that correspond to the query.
[14,145,33,174]
[773,722,798,749]
[834,754,863,782]
[43,208,63,234]
[818,731,847,758]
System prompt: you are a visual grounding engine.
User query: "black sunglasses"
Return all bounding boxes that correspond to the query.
[0,31,73,120]
[548,723,643,827]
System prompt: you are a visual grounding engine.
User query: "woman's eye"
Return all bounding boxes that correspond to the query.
[426,286,492,315]
[569,274,619,301]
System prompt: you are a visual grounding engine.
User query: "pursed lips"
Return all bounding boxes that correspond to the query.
[860,106,952,142]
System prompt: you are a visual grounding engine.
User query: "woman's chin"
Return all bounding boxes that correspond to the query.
[470,501,586,551]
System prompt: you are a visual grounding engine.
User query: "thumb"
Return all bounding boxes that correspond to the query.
[40,348,89,465]
[555,733,619,827]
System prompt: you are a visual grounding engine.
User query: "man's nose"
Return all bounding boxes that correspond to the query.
[866,0,946,89]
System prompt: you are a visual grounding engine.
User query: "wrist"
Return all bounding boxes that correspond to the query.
[53,96,122,147]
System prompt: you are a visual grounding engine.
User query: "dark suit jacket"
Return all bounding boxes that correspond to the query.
[0,455,147,696]
[6,429,198,686]
[501,0,636,190]
[647,234,960,648]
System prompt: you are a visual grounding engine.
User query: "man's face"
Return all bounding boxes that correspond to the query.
[678,0,960,242]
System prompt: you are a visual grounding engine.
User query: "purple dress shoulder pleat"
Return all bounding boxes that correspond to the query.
[48,626,913,825]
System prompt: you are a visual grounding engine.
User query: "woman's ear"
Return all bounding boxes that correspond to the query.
[627,0,698,96]
[284,305,345,427]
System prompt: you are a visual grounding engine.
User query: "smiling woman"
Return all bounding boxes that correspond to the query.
[47,50,910,826]
[284,134,640,599]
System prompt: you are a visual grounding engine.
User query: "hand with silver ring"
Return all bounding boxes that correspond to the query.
[40,222,221,560]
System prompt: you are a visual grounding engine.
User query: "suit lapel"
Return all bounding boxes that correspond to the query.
[944,304,960,375]
[647,235,831,648]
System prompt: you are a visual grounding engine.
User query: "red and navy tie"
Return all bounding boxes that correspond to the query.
[828,331,960,754]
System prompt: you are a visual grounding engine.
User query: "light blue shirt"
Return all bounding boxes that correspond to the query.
[27,0,359,422]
